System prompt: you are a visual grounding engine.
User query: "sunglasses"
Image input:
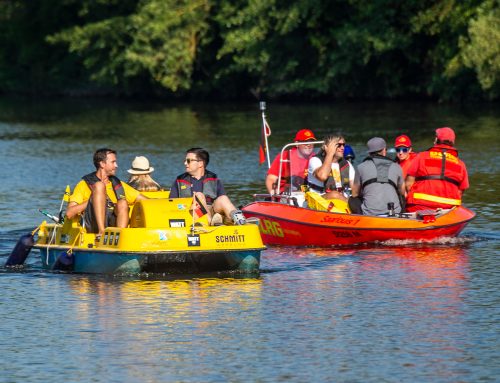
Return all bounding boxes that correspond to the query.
[337,143,346,148]
[396,147,409,153]
[185,158,201,164]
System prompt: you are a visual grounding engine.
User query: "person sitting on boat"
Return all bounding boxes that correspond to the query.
[405,127,469,212]
[344,144,356,164]
[350,137,406,215]
[127,156,163,192]
[394,134,417,179]
[66,148,147,235]
[307,134,356,201]
[169,147,246,225]
[265,129,317,195]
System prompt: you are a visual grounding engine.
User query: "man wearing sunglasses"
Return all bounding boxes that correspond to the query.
[169,147,246,225]
[307,134,356,201]
[394,135,417,178]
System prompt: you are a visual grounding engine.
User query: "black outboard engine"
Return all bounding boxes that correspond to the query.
[52,250,74,271]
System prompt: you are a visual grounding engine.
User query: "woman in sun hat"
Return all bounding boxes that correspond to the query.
[127,156,163,192]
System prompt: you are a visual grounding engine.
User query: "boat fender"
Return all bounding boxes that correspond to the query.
[52,250,74,271]
[5,233,35,267]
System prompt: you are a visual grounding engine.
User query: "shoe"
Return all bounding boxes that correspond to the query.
[211,213,224,226]
[230,210,246,225]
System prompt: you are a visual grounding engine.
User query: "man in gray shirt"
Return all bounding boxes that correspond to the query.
[350,137,406,215]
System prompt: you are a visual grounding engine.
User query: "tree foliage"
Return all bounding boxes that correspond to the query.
[0,0,498,100]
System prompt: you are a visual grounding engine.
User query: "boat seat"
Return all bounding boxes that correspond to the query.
[305,191,350,213]
[129,198,202,228]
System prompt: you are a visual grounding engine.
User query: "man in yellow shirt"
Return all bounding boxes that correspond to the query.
[66,148,146,235]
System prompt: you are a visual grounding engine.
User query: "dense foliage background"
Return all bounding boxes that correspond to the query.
[0,0,498,101]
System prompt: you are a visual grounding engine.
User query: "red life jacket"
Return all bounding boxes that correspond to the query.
[406,144,468,210]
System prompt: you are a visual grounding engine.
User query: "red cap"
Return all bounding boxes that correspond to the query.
[436,127,455,143]
[294,129,316,142]
[394,135,412,148]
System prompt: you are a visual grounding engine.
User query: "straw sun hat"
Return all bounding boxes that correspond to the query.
[127,156,154,175]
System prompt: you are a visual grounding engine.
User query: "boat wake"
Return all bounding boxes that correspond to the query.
[379,235,478,247]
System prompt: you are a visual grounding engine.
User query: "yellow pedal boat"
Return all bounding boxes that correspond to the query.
[33,196,265,274]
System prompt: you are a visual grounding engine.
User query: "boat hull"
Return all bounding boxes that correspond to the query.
[36,247,261,274]
[242,201,475,246]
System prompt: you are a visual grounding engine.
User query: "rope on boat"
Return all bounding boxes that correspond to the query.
[66,229,83,255]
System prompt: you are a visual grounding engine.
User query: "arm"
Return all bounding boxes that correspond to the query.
[350,182,361,198]
[265,174,278,195]
[66,201,88,219]
[350,169,361,198]
[313,141,337,181]
[405,175,415,193]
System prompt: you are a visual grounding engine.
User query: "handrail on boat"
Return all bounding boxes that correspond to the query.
[275,140,324,196]
[253,193,300,207]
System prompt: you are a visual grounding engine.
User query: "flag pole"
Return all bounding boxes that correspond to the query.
[260,101,271,169]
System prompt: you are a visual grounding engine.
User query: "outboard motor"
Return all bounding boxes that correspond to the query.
[5,232,35,267]
[52,250,74,271]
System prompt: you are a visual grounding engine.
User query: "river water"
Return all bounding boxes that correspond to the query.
[0,98,499,382]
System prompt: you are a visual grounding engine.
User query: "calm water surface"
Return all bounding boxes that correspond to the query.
[0,98,499,382]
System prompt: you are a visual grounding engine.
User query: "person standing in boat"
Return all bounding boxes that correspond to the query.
[127,156,163,192]
[169,147,246,225]
[350,137,406,215]
[265,129,317,195]
[66,148,147,235]
[394,134,417,179]
[405,127,469,212]
[307,134,356,201]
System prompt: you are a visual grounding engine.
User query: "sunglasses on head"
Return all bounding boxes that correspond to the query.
[396,147,409,153]
[185,158,201,164]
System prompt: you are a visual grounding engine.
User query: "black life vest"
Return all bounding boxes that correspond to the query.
[175,170,219,205]
[313,151,351,193]
[82,173,126,203]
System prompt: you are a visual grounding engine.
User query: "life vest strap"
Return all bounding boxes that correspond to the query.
[415,175,461,187]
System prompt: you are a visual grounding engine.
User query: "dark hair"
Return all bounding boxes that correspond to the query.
[186,147,209,166]
[436,139,454,146]
[93,148,116,170]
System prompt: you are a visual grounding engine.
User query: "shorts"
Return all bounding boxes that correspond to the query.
[83,198,117,233]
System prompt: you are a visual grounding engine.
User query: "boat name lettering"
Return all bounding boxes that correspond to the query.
[331,230,362,238]
[215,235,245,243]
[260,219,284,237]
[320,217,360,225]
